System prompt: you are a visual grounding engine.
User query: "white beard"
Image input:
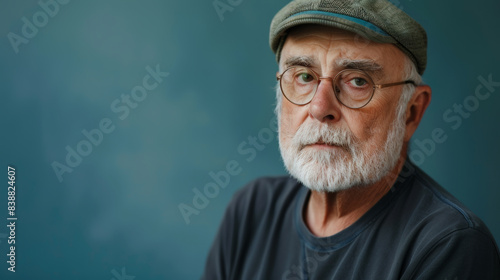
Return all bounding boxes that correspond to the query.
[279,116,405,193]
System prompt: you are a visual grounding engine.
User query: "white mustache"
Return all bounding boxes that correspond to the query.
[292,120,358,151]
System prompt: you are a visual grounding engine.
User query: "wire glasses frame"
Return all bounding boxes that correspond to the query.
[276,66,416,109]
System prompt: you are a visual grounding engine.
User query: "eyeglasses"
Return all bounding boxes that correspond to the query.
[276,66,416,109]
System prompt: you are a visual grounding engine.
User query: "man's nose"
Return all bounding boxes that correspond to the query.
[308,78,342,123]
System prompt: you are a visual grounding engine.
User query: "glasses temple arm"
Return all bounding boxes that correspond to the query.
[374,80,417,89]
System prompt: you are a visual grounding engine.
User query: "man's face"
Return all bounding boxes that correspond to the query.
[278,25,411,192]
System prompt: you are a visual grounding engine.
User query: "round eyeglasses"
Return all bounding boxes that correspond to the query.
[276,67,416,109]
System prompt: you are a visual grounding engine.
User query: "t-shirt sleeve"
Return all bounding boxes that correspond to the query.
[201,180,257,280]
[405,227,500,279]
[200,195,239,280]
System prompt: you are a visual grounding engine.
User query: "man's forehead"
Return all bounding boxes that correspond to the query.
[282,55,383,73]
[279,26,403,75]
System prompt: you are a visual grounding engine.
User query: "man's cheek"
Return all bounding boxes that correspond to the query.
[279,120,300,142]
[278,109,294,135]
[282,107,307,132]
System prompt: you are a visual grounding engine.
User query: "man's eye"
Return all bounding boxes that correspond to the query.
[297,73,314,83]
[349,78,368,87]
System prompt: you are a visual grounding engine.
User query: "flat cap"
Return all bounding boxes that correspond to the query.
[270,0,428,74]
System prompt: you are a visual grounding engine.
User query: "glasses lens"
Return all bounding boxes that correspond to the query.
[281,67,318,105]
[334,70,374,108]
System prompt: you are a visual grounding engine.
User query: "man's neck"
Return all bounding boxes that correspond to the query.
[304,153,407,237]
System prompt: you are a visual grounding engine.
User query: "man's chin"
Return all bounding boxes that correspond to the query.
[286,163,359,193]
[285,157,394,193]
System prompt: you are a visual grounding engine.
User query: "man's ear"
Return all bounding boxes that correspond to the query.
[404,85,432,142]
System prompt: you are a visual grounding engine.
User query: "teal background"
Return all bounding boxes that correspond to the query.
[0,0,499,279]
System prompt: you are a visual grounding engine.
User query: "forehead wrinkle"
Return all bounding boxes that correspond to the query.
[282,29,348,69]
[335,58,382,71]
[335,58,384,79]
[283,56,316,68]
[281,28,393,78]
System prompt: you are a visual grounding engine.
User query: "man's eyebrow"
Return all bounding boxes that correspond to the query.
[283,56,316,68]
[336,58,383,73]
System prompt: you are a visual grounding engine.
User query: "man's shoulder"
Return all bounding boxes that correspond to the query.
[398,163,498,251]
[393,163,500,278]
[225,175,303,222]
[410,164,490,231]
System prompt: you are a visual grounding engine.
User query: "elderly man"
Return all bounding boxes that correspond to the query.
[202,0,500,279]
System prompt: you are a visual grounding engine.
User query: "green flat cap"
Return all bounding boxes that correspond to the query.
[270,0,428,74]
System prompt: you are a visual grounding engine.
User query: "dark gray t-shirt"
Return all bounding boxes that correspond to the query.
[202,161,500,279]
